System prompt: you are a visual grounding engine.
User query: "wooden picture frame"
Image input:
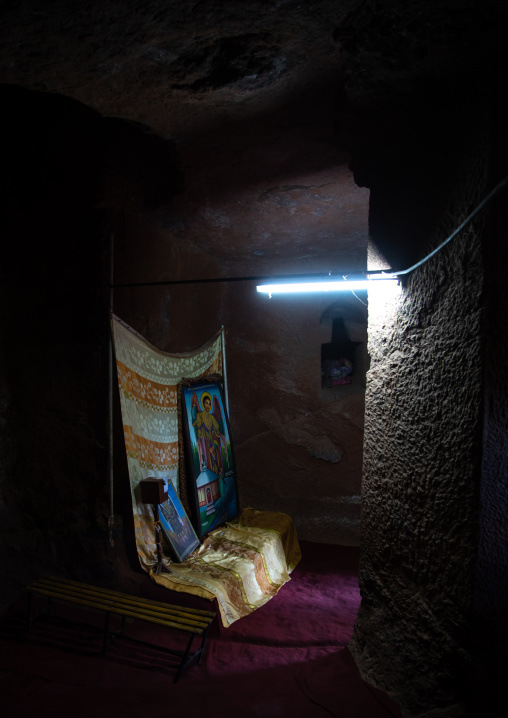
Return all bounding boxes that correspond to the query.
[158,480,200,562]
[181,380,239,538]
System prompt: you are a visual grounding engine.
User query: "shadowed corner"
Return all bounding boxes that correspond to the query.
[0,542,401,718]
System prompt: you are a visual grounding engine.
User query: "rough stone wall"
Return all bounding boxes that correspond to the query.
[112,216,369,546]
[349,123,491,716]
[336,2,508,712]
[470,92,508,714]
[0,88,109,608]
[476,273,508,611]
[230,289,368,543]
[0,87,184,609]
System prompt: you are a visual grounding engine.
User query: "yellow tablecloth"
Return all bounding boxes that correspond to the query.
[150,508,301,626]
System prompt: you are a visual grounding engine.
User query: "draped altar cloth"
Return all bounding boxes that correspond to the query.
[151,508,301,627]
[111,316,301,626]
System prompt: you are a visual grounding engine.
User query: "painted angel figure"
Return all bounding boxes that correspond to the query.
[191,390,228,477]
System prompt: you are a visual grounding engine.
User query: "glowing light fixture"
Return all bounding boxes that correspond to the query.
[256,273,399,297]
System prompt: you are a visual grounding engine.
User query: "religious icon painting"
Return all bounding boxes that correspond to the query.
[181,381,239,538]
[158,480,200,562]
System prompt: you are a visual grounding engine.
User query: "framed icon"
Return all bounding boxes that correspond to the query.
[181,381,239,538]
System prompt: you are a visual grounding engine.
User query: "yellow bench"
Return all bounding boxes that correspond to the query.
[26,576,216,682]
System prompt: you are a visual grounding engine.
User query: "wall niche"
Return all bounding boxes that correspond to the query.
[320,299,369,391]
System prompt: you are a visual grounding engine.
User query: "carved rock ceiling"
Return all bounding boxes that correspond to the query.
[0,0,502,275]
[0,1,365,278]
[0,1,359,134]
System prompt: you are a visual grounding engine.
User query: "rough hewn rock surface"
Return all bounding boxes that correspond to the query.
[1,2,508,717]
[339,3,508,715]
[350,139,488,715]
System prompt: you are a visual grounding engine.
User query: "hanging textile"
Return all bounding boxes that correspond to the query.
[111,314,223,572]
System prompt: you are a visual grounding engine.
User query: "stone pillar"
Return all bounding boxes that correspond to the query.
[349,131,492,716]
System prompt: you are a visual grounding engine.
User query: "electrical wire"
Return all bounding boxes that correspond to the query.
[368,174,508,278]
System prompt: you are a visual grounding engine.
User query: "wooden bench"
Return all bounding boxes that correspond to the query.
[26,576,216,682]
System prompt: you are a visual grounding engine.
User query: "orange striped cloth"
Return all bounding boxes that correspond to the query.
[111,314,223,572]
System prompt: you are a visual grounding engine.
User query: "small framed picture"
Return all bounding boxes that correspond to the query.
[181,380,239,538]
[158,480,200,562]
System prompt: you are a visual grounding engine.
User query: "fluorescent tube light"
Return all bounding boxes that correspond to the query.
[256,273,398,296]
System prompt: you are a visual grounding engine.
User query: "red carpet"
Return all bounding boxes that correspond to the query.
[0,542,401,717]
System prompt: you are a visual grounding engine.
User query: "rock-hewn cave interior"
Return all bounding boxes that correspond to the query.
[1,1,508,716]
